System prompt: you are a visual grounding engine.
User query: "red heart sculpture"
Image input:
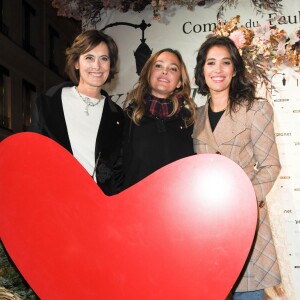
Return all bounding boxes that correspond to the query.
[0,133,257,300]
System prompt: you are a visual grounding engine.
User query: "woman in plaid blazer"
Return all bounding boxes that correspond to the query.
[192,36,281,300]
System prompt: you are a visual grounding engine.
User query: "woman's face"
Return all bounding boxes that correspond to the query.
[76,42,110,89]
[149,51,182,99]
[203,45,235,97]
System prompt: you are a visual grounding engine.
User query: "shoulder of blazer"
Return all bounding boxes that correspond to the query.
[36,82,74,107]
[44,82,74,97]
[249,99,270,112]
[197,104,207,116]
[193,103,208,131]
[33,82,73,152]
[245,100,273,123]
[102,91,124,116]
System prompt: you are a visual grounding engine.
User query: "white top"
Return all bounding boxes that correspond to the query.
[61,86,105,181]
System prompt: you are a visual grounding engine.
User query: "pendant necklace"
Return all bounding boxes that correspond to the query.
[75,86,104,116]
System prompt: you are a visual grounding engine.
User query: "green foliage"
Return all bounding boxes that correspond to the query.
[0,241,39,300]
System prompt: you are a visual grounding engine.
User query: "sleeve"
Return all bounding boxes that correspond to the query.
[97,149,124,196]
[250,101,281,203]
[106,149,124,195]
[96,107,125,196]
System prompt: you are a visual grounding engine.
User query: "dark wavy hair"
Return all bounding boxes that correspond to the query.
[65,29,118,85]
[194,36,257,112]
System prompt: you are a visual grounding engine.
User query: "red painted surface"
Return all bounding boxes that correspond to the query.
[0,133,257,300]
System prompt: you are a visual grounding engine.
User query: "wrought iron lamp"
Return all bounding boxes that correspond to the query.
[102,20,152,75]
[271,72,286,96]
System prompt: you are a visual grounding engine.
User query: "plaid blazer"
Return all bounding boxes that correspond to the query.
[192,100,281,292]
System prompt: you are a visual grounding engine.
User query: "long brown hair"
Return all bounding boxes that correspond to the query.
[124,48,196,126]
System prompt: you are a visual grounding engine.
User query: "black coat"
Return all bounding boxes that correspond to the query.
[28,82,124,196]
[122,112,195,190]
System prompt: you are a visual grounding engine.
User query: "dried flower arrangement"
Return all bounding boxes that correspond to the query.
[210,15,300,87]
[51,0,283,24]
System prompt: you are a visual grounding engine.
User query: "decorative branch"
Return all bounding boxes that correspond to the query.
[211,15,300,89]
[52,0,284,24]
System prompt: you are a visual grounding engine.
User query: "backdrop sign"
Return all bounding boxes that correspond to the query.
[92,0,300,106]
[86,0,300,298]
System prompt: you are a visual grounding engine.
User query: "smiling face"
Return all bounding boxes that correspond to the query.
[149,51,182,99]
[75,42,110,92]
[203,45,236,98]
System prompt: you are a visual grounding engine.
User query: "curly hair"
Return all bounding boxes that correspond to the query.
[194,36,258,112]
[124,48,196,126]
[65,29,118,85]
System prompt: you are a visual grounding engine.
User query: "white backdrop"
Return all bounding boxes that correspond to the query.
[85,0,300,298]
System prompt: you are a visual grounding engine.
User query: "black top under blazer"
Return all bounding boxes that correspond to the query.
[28,82,124,196]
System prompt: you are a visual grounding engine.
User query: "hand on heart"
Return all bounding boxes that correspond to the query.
[0,133,257,300]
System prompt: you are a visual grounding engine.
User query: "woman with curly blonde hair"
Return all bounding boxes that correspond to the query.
[122,48,196,189]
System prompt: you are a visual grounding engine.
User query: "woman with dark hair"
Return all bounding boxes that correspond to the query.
[192,36,281,300]
[28,30,124,196]
[122,48,196,189]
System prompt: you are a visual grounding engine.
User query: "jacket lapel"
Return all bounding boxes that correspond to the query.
[214,105,247,146]
[95,96,123,162]
[193,103,219,151]
[42,83,72,153]
[193,103,247,149]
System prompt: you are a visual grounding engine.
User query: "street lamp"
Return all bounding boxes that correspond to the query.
[270,72,286,96]
[101,20,152,75]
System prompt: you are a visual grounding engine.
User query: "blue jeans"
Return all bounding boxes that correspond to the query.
[232,289,264,300]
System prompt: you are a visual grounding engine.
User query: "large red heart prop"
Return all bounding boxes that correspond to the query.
[0,133,257,300]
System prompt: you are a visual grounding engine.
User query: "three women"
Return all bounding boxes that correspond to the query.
[30,28,281,299]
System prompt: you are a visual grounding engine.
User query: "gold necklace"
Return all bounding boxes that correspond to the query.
[75,87,104,116]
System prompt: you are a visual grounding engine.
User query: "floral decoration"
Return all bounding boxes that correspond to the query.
[52,0,282,24]
[51,0,300,87]
[210,15,300,87]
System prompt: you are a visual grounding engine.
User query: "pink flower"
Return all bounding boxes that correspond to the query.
[229,30,246,48]
[102,0,111,9]
[276,41,286,56]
